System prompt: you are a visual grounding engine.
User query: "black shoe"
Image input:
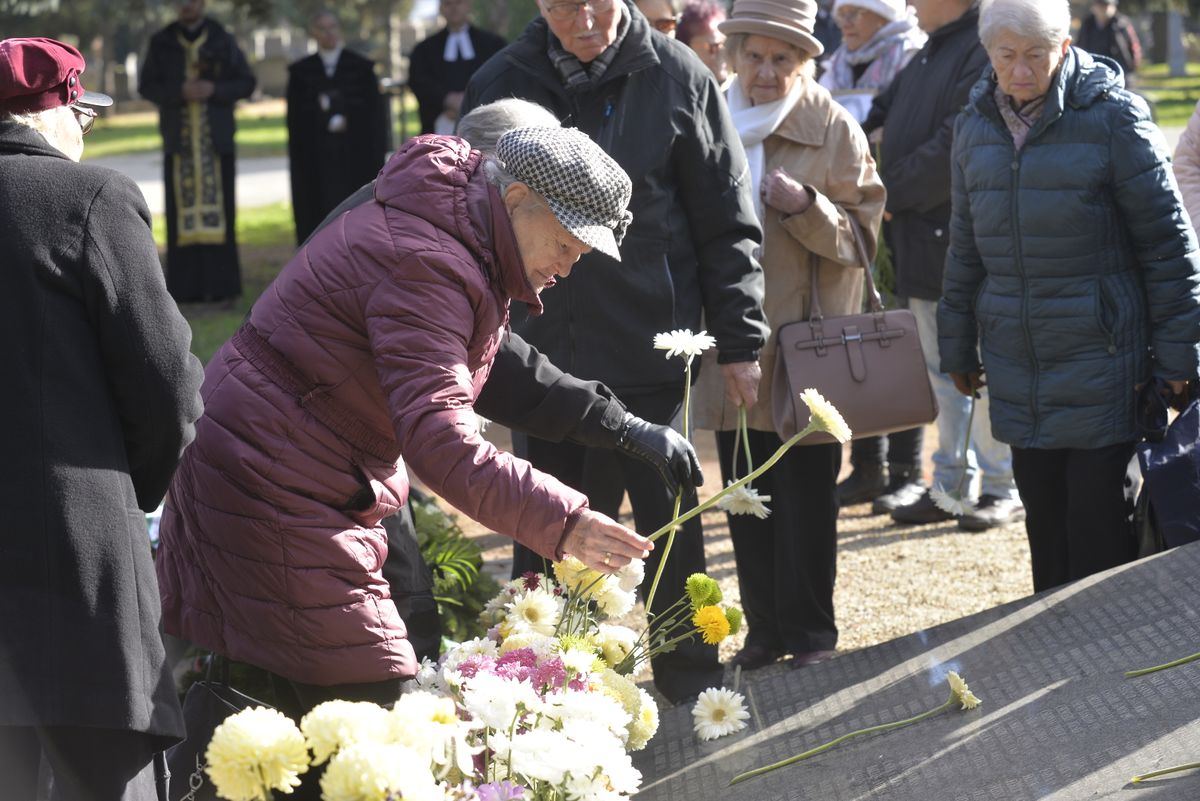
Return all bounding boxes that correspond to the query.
[958,494,1026,531]
[872,478,927,515]
[837,462,887,506]
[729,644,785,671]
[890,489,956,525]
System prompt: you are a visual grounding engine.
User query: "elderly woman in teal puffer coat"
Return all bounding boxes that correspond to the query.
[938,0,1200,594]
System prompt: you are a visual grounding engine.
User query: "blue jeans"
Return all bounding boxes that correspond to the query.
[910,298,1017,500]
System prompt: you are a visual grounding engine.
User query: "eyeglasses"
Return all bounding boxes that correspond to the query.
[651,15,678,34]
[541,0,615,21]
[71,104,98,135]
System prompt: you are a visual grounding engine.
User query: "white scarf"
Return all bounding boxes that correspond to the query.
[444,28,475,62]
[725,76,807,224]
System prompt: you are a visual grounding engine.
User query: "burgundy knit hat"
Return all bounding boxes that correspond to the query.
[0,37,113,115]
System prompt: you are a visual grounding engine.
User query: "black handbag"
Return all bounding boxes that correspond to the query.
[165,655,274,801]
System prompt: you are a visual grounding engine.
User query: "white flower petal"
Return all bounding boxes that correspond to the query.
[691,687,750,741]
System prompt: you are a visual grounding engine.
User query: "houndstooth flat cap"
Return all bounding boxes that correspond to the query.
[496,126,633,261]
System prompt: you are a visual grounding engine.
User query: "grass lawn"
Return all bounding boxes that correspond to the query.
[84,95,421,161]
[1137,63,1200,128]
[163,201,297,364]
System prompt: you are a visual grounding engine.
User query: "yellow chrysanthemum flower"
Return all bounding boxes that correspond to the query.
[628,688,660,751]
[800,388,852,443]
[300,700,389,766]
[947,671,982,710]
[692,605,731,645]
[205,706,309,801]
[320,741,439,801]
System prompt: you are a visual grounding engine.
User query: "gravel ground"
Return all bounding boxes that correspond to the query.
[443,424,1034,672]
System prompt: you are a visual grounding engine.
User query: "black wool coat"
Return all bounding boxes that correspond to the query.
[138,17,257,155]
[864,7,989,301]
[286,48,389,244]
[0,122,204,744]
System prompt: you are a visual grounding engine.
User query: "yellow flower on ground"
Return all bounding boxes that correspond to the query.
[947,671,981,710]
[206,706,309,801]
[800,388,852,443]
[653,328,717,362]
[693,605,731,645]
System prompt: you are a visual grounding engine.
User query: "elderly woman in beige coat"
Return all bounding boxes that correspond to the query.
[1174,99,1200,234]
[693,0,885,672]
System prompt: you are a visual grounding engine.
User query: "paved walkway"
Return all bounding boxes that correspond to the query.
[89,124,1185,216]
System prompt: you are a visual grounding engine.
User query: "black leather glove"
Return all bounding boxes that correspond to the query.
[615,412,704,495]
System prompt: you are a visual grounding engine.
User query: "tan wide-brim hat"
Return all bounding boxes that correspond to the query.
[719,0,825,58]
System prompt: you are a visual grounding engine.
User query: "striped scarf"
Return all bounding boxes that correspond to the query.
[548,6,630,93]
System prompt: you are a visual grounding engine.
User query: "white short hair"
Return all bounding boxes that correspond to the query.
[456,98,560,156]
[979,0,1071,49]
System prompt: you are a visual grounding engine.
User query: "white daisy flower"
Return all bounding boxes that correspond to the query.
[692,687,750,741]
[653,328,717,362]
[715,482,772,519]
[799,388,852,443]
[947,670,982,710]
[504,587,562,637]
[930,485,974,516]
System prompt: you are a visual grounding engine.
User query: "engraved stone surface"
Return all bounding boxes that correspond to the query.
[635,543,1200,800]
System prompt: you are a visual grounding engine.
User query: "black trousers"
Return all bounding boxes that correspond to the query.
[511,387,722,704]
[716,429,841,653]
[0,725,159,801]
[1011,442,1139,593]
[269,674,405,801]
[849,426,924,470]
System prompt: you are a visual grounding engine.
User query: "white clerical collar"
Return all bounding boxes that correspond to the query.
[443,27,475,62]
[318,46,343,77]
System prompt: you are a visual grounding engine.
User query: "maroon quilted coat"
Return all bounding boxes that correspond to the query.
[156,136,589,685]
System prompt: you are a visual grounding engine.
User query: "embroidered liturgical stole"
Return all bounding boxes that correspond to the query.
[174,29,227,246]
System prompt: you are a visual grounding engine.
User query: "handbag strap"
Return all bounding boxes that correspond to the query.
[807,213,884,322]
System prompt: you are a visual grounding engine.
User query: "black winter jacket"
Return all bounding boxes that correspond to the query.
[463,2,768,395]
[138,17,256,154]
[864,7,988,301]
[0,122,204,743]
[939,49,1200,449]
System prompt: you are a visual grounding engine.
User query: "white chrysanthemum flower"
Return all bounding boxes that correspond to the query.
[461,672,541,731]
[441,636,500,674]
[593,579,636,618]
[947,670,982,710]
[799,388,852,443]
[715,482,772,518]
[498,629,558,657]
[930,485,974,516]
[205,706,309,801]
[691,687,750,741]
[614,558,645,593]
[540,687,632,744]
[559,641,603,680]
[653,328,717,362]
[389,691,480,778]
[627,688,660,751]
[595,623,638,667]
[402,657,448,697]
[299,700,390,766]
[319,741,442,801]
[490,728,573,786]
[503,587,563,637]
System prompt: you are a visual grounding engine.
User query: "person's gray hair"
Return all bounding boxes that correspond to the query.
[456,98,560,156]
[979,0,1071,50]
[3,106,81,160]
[482,156,520,191]
[724,33,816,78]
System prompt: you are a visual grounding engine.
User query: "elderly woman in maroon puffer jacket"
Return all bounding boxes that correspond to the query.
[155,128,644,713]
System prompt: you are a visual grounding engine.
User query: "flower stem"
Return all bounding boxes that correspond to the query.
[1125,650,1200,678]
[1132,762,1200,783]
[646,359,693,612]
[649,421,819,543]
[728,700,954,785]
[953,395,976,498]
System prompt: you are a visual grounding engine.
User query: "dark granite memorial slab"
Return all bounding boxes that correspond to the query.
[635,542,1200,800]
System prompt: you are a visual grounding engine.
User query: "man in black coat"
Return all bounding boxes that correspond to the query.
[463,0,768,705]
[1077,0,1142,80]
[407,0,506,134]
[863,0,1021,530]
[139,0,256,304]
[286,10,388,244]
[0,37,204,800]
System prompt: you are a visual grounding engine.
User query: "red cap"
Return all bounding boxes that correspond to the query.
[0,37,113,115]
